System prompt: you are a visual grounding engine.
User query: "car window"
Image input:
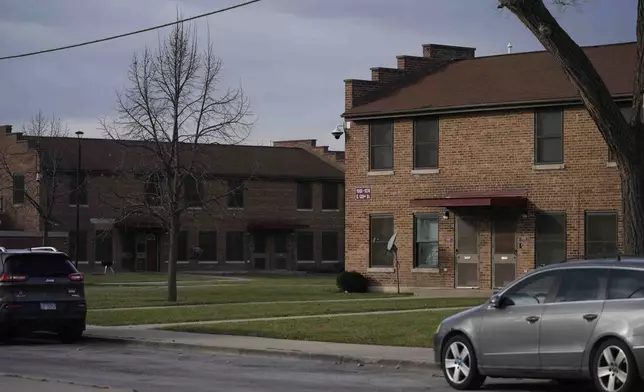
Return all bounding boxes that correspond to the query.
[607,269,644,300]
[554,268,607,303]
[3,253,77,277]
[503,271,558,306]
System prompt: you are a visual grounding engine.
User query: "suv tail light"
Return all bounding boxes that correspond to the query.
[0,274,28,282]
[68,273,84,282]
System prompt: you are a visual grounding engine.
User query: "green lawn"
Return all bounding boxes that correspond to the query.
[84,272,219,285]
[163,309,462,348]
[86,275,401,309]
[88,297,483,326]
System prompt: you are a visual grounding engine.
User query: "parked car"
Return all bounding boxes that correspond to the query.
[0,247,86,343]
[434,258,644,392]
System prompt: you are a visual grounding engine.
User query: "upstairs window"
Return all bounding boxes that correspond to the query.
[369,121,393,170]
[534,109,563,164]
[227,179,244,209]
[321,182,339,210]
[12,174,24,205]
[144,172,163,206]
[608,107,632,163]
[184,175,203,208]
[413,117,439,169]
[296,182,313,210]
[69,171,88,206]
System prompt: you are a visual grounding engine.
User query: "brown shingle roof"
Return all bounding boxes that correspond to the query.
[28,136,344,181]
[344,42,635,118]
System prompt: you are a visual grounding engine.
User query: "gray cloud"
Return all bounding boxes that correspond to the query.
[0,0,637,151]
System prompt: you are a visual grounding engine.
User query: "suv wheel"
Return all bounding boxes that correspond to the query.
[441,335,486,390]
[592,338,641,392]
[59,327,83,344]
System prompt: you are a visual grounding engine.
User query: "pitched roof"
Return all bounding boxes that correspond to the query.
[344,42,635,118]
[28,136,344,181]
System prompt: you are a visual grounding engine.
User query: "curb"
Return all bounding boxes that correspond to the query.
[83,335,440,370]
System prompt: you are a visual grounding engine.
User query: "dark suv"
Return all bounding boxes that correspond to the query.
[0,247,86,343]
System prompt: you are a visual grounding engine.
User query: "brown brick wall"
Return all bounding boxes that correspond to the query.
[344,107,621,290]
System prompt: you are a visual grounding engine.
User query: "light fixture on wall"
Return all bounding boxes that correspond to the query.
[331,120,351,140]
[442,208,450,220]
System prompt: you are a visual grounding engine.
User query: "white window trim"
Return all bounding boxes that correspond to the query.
[296,260,315,264]
[367,170,394,176]
[321,260,339,264]
[198,260,218,264]
[225,260,246,264]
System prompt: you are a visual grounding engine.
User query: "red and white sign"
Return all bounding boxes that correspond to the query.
[355,187,371,200]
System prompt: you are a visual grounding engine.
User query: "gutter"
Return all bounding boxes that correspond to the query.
[342,94,633,121]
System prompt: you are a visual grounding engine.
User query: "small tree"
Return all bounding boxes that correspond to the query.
[498,0,644,255]
[101,20,252,301]
[0,111,78,245]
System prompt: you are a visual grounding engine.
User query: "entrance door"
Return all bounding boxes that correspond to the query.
[493,214,518,289]
[272,232,289,270]
[252,233,267,270]
[145,234,159,272]
[456,216,479,288]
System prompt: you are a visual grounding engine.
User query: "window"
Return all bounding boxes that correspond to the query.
[504,271,559,306]
[69,171,88,205]
[535,212,566,267]
[321,182,339,210]
[585,212,618,258]
[198,231,217,261]
[369,121,394,170]
[322,232,339,261]
[414,215,439,268]
[554,269,607,303]
[607,269,644,300]
[297,182,313,210]
[534,109,563,164]
[12,174,24,204]
[177,231,188,261]
[227,180,244,209]
[608,107,633,163]
[413,117,439,169]
[94,230,113,263]
[370,215,394,267]
[68,230,88,261]
[4,253,76,277]
[226,231,244,261]
[184,175,203,208]
[296,231,314,261]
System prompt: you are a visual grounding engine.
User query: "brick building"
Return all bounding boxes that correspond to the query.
[341,41,634,292]
[0,128,345,272]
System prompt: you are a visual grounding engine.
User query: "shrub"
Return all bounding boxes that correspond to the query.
[336,271,370,293]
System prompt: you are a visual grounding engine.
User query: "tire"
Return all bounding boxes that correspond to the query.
[591,338,642,392]
[59,328,83,344]
[441,335,486,390]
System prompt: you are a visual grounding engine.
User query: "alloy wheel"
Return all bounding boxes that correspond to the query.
[597,345,629,392]
[444,341,471,385]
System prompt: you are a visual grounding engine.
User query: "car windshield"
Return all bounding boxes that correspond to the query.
[3,253,77,277]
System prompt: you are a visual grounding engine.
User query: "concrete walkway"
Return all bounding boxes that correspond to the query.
[92,295,460,312]
[101,306,468,330]
[84,326,437,369]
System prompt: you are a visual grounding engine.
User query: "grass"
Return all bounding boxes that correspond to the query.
[88,297,484,326]
[163,309,463,348]
[84,272,219,285]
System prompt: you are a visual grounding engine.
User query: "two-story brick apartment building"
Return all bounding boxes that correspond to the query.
[342,41,635,292]
[0,128,345,272]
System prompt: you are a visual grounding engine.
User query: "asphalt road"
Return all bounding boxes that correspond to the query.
[0,336,580,392]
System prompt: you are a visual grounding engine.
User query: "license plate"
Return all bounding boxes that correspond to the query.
[40,303,56,311]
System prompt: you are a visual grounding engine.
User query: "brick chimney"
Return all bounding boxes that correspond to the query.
[345,43,476,111]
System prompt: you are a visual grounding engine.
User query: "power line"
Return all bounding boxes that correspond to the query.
[0,0,264,61]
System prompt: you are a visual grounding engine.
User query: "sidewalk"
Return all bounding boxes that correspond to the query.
[0,374,134,392]
[85,326,437,369]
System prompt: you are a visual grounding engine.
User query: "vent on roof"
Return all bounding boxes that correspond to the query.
[507,42,513,54]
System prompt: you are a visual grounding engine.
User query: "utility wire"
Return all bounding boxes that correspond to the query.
[0,0,263,61]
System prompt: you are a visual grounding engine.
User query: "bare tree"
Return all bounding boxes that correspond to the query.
[498,0,644,255]
[0,111,77,245]
[101,20,252,301]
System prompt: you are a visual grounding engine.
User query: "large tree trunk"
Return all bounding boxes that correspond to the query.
[167,214,179,302]
[41,223,49,246]
[499,0,644,256]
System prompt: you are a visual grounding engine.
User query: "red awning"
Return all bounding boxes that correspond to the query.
[410,190,528,208]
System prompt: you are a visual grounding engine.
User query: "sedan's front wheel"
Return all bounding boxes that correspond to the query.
[441,335,486,390]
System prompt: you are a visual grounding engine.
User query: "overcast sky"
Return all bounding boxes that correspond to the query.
[0,0,637,151]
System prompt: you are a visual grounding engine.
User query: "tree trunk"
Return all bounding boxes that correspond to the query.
[42,224,49,246]
[167,215,179,302]
[620,157,644,256]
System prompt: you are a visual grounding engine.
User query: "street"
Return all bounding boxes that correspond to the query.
[0,336,576,392]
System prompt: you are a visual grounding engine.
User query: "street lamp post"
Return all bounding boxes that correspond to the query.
[74,130,84,269]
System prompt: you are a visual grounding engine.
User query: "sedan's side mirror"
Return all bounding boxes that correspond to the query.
[489,294,503,308]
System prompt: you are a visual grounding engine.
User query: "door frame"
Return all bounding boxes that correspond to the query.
[455,215,480,289]
[251,232,268,270]
[491,213,518,290]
